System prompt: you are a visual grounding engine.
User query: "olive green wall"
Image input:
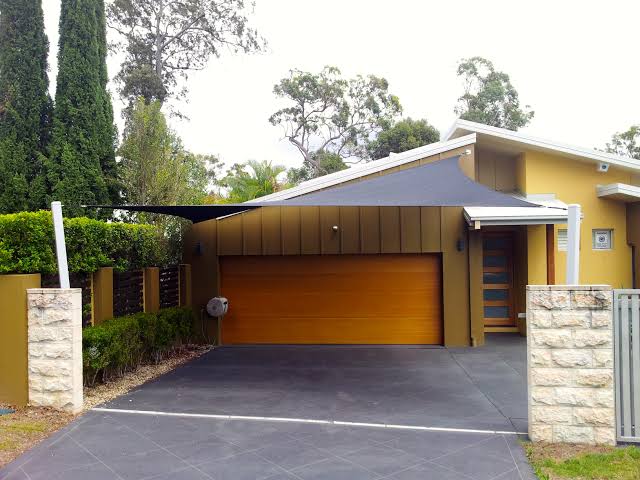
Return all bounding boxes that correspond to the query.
[0,274,41,406]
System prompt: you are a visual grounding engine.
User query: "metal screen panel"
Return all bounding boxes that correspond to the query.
[614,289,640,442]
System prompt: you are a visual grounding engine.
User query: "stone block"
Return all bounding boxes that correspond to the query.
[575,370,613,387]
[531,387,556,406]
[573,408,615,427]
[530,349,552,367]
[532,330,573,348]
[573,330,611,348]
[551,349,592,368]
[593,350,613,368]
[594,390,615,408]
[532,368,573,387]
[531,406,572,424]
[594,427,616,446]
[553,425,594,444]
[590,311,612,329]
[529,310,554,328]
[554,388,595,407]
[571,290,612,310]
[529,425,553,442]
[551,311,591,328]
[28,326,73,343]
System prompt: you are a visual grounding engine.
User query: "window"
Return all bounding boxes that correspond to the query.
[557,228,567,251]
[593,229,613,250]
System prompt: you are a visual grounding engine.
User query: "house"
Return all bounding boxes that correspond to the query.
[182,119,640,347]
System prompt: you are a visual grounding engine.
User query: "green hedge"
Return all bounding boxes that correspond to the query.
[83,307,197,386]
[0,210,165,274]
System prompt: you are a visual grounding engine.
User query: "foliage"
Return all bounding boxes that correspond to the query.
[107,0,265,105]
[526,443,640,480]
[83,307,197,385]
[269,66,402,178]
[455,57,534,131]
[287,151,347,185]
[118,98,219,261]
[606,125,640,159]
[0,0,51,213]
[119,98,215,207]
[221,160,288,202]
[46,0,118,217]
[0,210,165,274]
[366,118,440,160]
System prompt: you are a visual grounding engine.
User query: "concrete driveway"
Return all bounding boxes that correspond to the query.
[0,335,536,480]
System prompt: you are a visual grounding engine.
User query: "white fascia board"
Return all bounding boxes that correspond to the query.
[597,183,640,201]
[250,134,477,203]
[444,119,640,172]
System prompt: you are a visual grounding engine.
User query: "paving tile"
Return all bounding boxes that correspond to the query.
[296,427,379,455]
[342,444,423,476]
[48,463,118,480]
[382,431,493,461]
[106,448,191,480]
[125,416,223,448]
[168,436,245,465]
[146,466,212,480]
[0,468,30,480]
[385,462,473,480]
[492,468,522,480]
[197,452,283,480]
[291,457,379,480]
[254,439,331,470]
[431,438,516,480]
[19,436,98,480]
[70,422,159,459]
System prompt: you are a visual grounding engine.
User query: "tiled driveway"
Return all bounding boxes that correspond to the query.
[0,334,536,480]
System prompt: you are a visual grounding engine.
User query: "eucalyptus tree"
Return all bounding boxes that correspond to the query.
[269,66,402,177]
[455,57,534,131]
[107,0,265,105]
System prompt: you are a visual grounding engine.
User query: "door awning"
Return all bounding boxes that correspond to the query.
[89,156,538,222]
[463,196,568,228]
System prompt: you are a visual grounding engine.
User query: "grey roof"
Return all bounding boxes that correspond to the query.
[90,156,536,222]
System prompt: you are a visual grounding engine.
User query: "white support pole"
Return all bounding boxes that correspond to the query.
[566,204,581,285]
[51,201,70,289]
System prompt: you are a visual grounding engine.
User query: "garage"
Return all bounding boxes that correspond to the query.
[220,254,443,344]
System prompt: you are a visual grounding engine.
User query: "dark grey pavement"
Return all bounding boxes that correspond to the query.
[0,334,536,480]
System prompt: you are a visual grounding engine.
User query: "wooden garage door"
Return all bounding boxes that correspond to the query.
[220,254,442,345]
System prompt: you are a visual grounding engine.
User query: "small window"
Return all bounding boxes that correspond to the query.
[593,229,613,250]
[557,229,567,252]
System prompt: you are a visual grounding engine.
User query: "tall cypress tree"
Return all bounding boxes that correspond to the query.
[47,0,118,216]
[0,0,51,213]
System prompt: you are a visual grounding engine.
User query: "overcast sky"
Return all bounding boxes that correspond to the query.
[42,0,640,170]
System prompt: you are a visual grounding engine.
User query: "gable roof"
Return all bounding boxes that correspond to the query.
[444,119,640,171]
[250,134,477,203]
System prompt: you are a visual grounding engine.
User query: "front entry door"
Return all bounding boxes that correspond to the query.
[482,233,515,328]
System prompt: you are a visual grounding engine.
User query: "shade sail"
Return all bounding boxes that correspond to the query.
[90,156,537,222]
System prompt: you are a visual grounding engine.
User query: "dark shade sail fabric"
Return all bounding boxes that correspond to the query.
[90,156,537,222]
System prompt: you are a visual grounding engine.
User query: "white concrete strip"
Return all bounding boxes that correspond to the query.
[91,407,527,436]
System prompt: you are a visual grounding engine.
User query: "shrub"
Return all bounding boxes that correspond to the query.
[0,210,166,274]
[82,307,197,386]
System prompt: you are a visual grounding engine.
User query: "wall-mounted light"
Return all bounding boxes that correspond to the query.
[456,238,465,252]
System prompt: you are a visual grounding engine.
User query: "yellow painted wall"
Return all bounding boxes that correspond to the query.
[522,151,633,288]
[0,274,41,406]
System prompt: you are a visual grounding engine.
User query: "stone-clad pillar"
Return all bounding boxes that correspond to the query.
[527,285,615,445]
[27,288,83,413]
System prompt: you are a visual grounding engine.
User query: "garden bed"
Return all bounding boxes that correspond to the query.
[0,344,211,468]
